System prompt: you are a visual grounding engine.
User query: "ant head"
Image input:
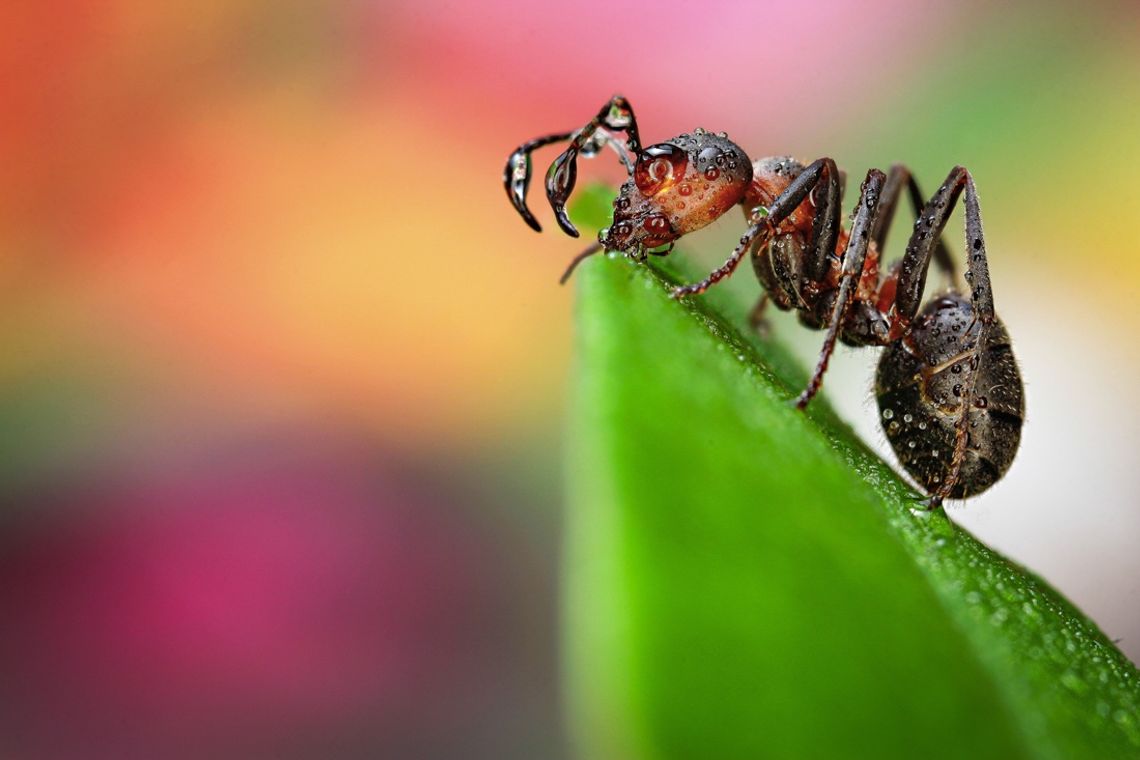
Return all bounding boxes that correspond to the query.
[600,129,752,254]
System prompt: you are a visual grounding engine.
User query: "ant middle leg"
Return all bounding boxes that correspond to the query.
[748,293,771,337]
[794,169,887,409]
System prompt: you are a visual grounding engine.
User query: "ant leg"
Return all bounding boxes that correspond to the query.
[503,95,642,236]
[670,223,774,298]
[929,173,996,506]
[892,168,996,506]
[670,157,842,299]
[794,169,887,409]
[749,293,771,336]
[870,164,955,280]
[892,166,973,327]
[797,158,843,283]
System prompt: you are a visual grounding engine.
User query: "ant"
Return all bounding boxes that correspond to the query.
[503,95,1023,506]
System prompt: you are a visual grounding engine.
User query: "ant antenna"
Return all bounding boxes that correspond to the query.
[559,242,604,285]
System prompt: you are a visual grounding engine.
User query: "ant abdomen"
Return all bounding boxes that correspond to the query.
[875,294,1024,499]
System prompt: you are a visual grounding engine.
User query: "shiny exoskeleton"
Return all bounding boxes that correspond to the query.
[503,95,1023,505]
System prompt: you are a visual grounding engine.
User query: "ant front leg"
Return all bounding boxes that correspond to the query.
[794,169,887,409]
[669,222,773,299]
[669,157,844,299]
[748,293,771,337]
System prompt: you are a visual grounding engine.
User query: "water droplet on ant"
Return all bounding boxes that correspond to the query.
[907,440,916,449]
[705,167,721,181]
[679,183,692,196]
[975,396,988,408]
[903,413,913,423]
[634,144,688,195]
[882,408,894,420]
[953,384,963,397]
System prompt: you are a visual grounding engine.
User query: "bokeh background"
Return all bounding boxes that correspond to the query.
[1,0,1138,757]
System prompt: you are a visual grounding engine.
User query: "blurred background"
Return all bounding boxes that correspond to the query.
[0,0,1138,757]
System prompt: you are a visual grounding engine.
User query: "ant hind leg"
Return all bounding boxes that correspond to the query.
[892,167,998,503]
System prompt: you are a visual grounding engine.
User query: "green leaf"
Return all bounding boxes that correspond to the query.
[562,187,1140,760]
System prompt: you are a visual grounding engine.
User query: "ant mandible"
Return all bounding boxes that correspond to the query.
[503,95,1023,506]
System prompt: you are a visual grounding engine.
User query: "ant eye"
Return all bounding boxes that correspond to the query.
[612,221,633,241]
[641,213,674,246]
[642,214,670,235]
[634,144,688,196]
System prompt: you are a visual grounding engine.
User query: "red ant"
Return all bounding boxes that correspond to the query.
[503,95,1023,506]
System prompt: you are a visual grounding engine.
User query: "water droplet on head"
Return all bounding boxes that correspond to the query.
[634,144,689,195]
[882,408,894,420]
[903,413,913,423]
